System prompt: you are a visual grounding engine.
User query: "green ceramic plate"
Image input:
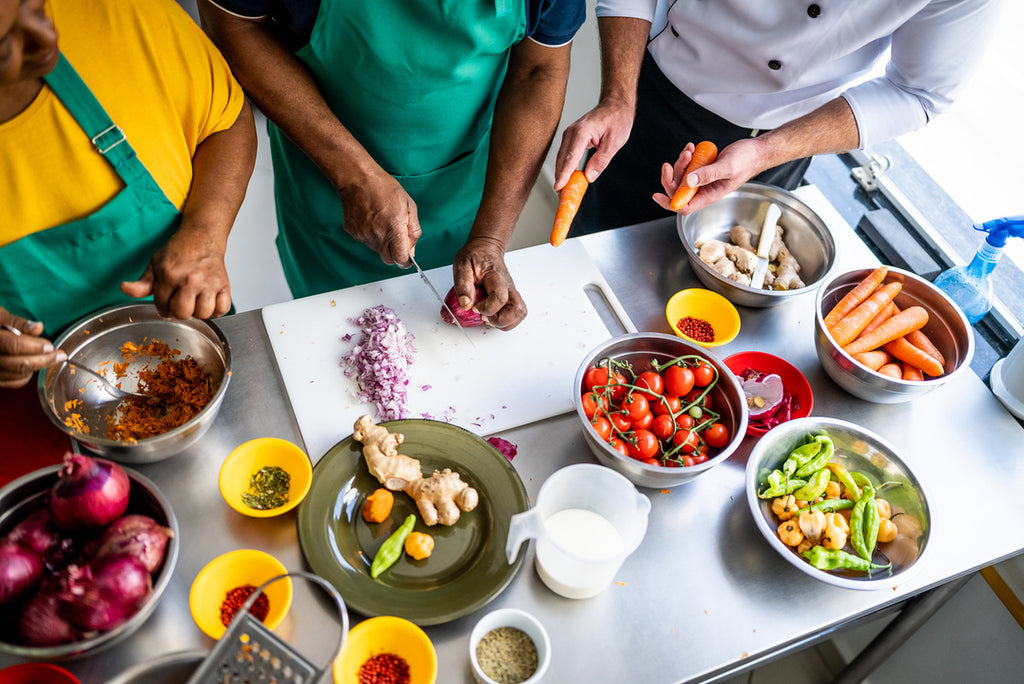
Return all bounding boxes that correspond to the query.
[297,419,529,626]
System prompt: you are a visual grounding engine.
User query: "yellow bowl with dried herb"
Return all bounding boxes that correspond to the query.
[218,438,312,517]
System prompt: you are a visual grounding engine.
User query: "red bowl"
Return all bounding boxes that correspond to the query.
[0,664,80,684]
[723,351,813,437]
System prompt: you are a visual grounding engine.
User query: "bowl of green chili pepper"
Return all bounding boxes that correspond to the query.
[219,438,313,518]
[745,416,930,590]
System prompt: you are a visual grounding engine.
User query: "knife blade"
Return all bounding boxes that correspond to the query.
[409,255,476,348]
[750,203,782,290]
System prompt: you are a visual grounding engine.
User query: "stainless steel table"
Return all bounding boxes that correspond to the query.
[3,188,1023,683]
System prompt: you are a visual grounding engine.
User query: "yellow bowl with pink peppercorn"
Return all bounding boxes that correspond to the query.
[665,288,741,348]
[333,616,437,684]
[188,549,292,639]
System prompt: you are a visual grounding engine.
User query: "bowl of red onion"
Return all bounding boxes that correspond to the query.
[0,454,179,659]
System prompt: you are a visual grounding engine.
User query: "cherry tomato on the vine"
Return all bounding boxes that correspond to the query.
[631,411,653,431]
[627,429,659,461]
[652,414,675,441]
[704,422,730,448]
[651,394,681,416]
[635,371,664,400]
[682,388,711,410]
[623,393,650,422]
[672,429,700,454]
[590,415,611,440]
[693,362,715,388]
[642,457,660,467]
[581,391,607,419]
[583,366,627,400]
[675,414,694,430]
[664,365,695,397]
[609,411,631,433]
[608,437,629,456]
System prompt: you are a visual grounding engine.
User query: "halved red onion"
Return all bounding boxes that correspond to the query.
[441,286,485,327]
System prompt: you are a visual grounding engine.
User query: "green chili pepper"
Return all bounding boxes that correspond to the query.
[793,436,835,479]
[782,439,823,477]
[793,468,831,501]
[826,462,860,500]
[850,471,873,488]
[798,498,856,515]
[861,486,880,560]
[758,472,808,499]
[370,514,416,579]
[802,546,891,573]
[849,484,878,562]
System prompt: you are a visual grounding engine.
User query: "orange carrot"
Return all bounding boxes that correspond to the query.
[883,337,944,377]
[829,282,902,347]
[902,363,924,381]
[669,141,718,211]
[860,302,897,338]
[906,329,945,369]
[877,362,903,379]
[843,306,929,356]
[853,350,891,371]
[824,267,888,328]
[550,170,589,247]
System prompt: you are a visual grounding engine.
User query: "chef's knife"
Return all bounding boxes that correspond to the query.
[409,255,476,348]
[750,203,782,290]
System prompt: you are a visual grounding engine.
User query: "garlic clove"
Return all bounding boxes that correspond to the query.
[742,372,785,418]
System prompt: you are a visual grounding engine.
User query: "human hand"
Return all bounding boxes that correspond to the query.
[0,307,66,389]
[452,237,527,331]
[337,169,422,267]
[653,138,766,215]
[553,99,635,191]
[121,223,232,319]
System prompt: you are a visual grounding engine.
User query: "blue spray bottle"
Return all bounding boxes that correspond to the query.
[932,216,1024,324]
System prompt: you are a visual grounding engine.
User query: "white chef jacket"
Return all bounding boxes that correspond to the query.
[596,0,1001,148]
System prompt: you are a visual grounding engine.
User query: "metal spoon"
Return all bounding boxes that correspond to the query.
[61,358,155,403]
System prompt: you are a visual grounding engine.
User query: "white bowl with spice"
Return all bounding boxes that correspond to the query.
[469,608,550,684]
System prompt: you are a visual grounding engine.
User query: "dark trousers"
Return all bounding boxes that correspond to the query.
[575,50,812,234]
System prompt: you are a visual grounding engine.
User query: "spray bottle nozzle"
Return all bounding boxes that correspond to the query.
[973,215,1024,247]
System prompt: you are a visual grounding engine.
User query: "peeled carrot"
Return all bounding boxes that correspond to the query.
[669,141,718,211]
[853,350,891,372]
[843,306,929,356]
[902,363,924,382]
[830,282,902,347]
[551,170,589,247]
[824,267,888,329]
[860,302,897,338]
[884,337,944,377]
[905,330,945,369]
[877,362,903,379]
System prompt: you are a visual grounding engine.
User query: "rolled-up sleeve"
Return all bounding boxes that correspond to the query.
[595,0,657,22]
[841,0,1000,149]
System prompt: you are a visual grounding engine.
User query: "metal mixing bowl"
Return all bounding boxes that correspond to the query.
[814,267,974,403]
[107,650,206,684]
[677,182,836,308]
[573,332,747,488]
[0,464,180,658]
[38,304,231,463]
[745,417,930,590]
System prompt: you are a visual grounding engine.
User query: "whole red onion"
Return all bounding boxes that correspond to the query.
[0,542,43,605]
[50,454,131,531]
[18,581,80,646]
[4,508,62,558]
[94,514,173,574]
[60,555,152,632]
[441,286,486,327]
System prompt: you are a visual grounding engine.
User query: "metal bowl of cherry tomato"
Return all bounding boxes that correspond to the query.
[574,332,748,488]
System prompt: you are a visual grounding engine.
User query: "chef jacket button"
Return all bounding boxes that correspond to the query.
[807,4,821,18]
[768,59,782,70]
[671,25,679,37]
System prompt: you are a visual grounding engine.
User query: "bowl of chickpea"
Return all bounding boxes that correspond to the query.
[745,416,930,590]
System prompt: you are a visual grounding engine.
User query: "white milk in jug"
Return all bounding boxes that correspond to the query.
[535,508,626,599]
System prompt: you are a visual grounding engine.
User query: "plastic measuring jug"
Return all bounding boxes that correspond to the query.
[506,464,651,599]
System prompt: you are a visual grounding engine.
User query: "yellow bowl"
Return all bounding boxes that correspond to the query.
[665,288,741,347]
[188,549,293,639]
[333,616,437,684]
[219,437,313,517]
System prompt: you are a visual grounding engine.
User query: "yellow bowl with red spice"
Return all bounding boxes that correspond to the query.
[333,616,437,684]
[665,288,741,348]
[218,438,313,518]
[188,549,292,639]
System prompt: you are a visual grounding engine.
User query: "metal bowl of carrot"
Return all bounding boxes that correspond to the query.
[814,266,974,403]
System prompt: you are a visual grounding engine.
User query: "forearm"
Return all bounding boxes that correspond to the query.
[596,16,651,110]
[751,97,859,173]
[469,41,571,247]
[179,100,256,246]
[197,2,379,193]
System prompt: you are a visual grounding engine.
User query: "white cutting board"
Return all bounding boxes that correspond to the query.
[261,240,634,460]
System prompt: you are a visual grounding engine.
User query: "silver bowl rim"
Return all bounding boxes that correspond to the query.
[37,303,232,448]
[105,648,207,684]
[813,265,975,387]
[573,331,749,479]
[0,463,181,658]
[744,416,930,590]
[677,181,838,298]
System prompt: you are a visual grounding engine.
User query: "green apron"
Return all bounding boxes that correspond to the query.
[0,54,180,338]
[271,0,526,298]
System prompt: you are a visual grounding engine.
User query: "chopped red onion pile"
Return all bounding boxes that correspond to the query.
[341,305,417,421]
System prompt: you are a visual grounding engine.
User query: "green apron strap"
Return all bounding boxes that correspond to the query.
[42,53,148,184]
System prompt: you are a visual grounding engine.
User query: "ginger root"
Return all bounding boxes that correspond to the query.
[352,416,480,526]
[695,238,752,286]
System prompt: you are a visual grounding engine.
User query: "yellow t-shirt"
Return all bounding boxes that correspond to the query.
[0,0,244,246]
